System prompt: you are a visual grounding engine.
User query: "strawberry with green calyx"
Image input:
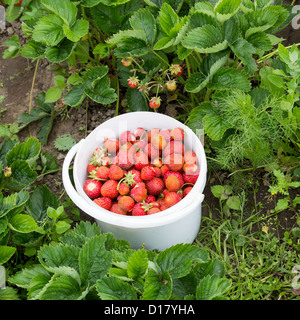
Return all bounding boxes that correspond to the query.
[132,203,147,216]
[117,169,141,192]
[128,76,139,88]
[166,79,177,91]
[93,197,112,210]
[89,166,110,181]
[148,207,161,215]
[83,179,102,199]
[149,96,161,109]
[89,147,107,166]
[121,57,132,67]
[4,167,12,178]
[87,163,98,175]
[169,64,183,77]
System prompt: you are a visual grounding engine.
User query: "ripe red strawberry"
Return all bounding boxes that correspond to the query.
[101,180,119,198]
[121,57,132,67]
[149,97,161,109]
[134,150,149,170]
[148,207,161,215]
[163,140,185,156]
[132,203,147,216]
[147,128,160,142]
[125,169,142,187]
[163,153,184,171]
[151,134,167,150]
[116,149,134,170]
[171,127,184,140]
[159,129,171,142]
[89,147,107,166]
[109,164,124,180]
[145,195,156,203]
[133,127,147,140]
[164,192,181,208]
[160,164,170,177]
[87,163,98,174]
[93,197,112,210]
[184,150,197,165]
[183,163,200,175]
[90,166,110,180]
[128,76,139,88]
[146,177,164,196]
[120,130,136,145]
[183,186,193,197]
[183,172,199,185]
[130,183,147,202]
[104,138,120,153]
[165,175,182,192]
[120,142,133,151]
[101,156,111,167]
[169,64,183,76]
[153,157,163,168]
[118,196,135,212]
[163,171,184,186]
[141,165,156,181]
[166,80,177,91]
[133,140,148,150]
[118,182,130,195]
[110,202,127,215]
[153,166,161,177]
[83,179,102,199]
[143,143,160,160]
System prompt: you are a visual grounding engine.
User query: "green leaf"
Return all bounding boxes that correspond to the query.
[158,3,179,36]
[80,0,104,7]
[96,276,138,300]
[45,38,76,63]
[55,221,71,235]
[2,35,20,59]
[126,88,148,111]
[215,0,241,22]
[153,36,174,50]
[79,235,113,286]
[41,0,77,27]
[0,191,29,219]
[247,32,272,51]
[182,25,228,53]
[143,269,172,300]
[8,214,38,234]
[156,244,208,279]
[63,19,89,42]
[194,258,226,280]
[84,77,117,104]
[45,87,62,103]
[127,250,148,279]
[226,196,241,210]
[185,72,210,93]
[21,40,46,60]
[28,273,53,300]
[196,274,231,300]
[202,112,231,141]
[32,14,64,47]
[26,185,59,222]
[83,66,109,90]
[0,246,16,264]
[271,197,289,213]
[62,84,86,108]
[129,9,157,45]
[54,134,76,152]
[114,37,149,58]
[0,287,19,300]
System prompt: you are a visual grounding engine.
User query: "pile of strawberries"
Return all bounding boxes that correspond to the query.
[83,127,200,216]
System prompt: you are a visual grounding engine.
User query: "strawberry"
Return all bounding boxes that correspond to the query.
[151,134,167,150]
[153,166,161,177]
[183,186,193,197]
[128,76,139,88]
[171,127,184,140]
[147,128,160,142]
[116,149,134,170]
[143,143,160,160]
[119,130,136,145]
[141,165,156,181]
[133,127,147,140]
[101,180,119,198]
[166,80,177,91]
[120,142,133,151]
[134,150,149,170]
[153,157,163,168]
[160,164,170,177]
[169,64,183,77]
[163,171,184,187]
[118,182,130,195]
[89,147,107,166]
[132,203,147,216]
[130,183,147,202]
[148,207,161,215]
[149,97,161,109]
[125,169,142,187]
[183,172,199,185]
[184,150,197,165]
[101,156,111,167]
[146,177,164,196]
[163,153,184,171]
[87,163,98,175]
[145,195,156,203]
[109,164,124,180]
[133,140,148,150]
[118,196,135,212]
[183,163,200,176]
[104,138,120,153]
[121,57,132,67]
[165,175,182,192]
[93,197,112,210]
[159,129,171,142]
[90,166,110,180]
[110,202,127,215]
[163,140,185,156]
[164,192,181,208]
[83,179,102,199]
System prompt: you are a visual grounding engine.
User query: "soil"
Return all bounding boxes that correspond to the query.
[0,16,299,237]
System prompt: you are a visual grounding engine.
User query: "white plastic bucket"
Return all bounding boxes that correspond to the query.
[62,112,207,251]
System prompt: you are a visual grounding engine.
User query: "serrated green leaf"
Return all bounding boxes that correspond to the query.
[0,246,16,264]
[96,276,138,300]
[2,35,20,59]
[45,38,76,63]
[0,287,19,300]
[127,250,148,279]
[143,269,172,300]
[126,88,148,111]
[196,274,231,300]
[159,3,179,36]
[202,112,231,141]
[215,0,241,22]
[153,36,174,50]
[114,37,149,58]
[83,66,109,90]
[246,31,272,51]
[54,134,76,152]
[182,25,228,53]
[63,19,89,42]
[185,72,209,93]
[8,214,38,234]
[32,14,64,47]
[0,191,29,219]
[62,84,86,108]
[84,77,117,104]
